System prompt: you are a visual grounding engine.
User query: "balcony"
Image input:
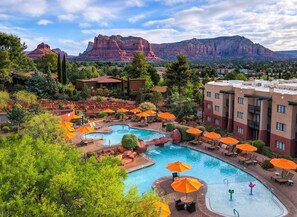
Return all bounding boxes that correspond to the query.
[248,105,260,114]
[248,119,260,129]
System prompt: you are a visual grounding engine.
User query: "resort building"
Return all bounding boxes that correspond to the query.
[76,76,146,95]
[204,79,297,157]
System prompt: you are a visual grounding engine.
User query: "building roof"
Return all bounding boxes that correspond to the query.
[151,86,168,93]
[77,76,122,83]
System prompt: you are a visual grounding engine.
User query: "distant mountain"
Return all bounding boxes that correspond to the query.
[275,50,297,58]
[27,43,56,60]
[77,34,160,61]
[151,36,282,61]
[52,48,68,57]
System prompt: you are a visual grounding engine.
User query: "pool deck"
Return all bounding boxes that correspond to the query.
[72,120,297,216]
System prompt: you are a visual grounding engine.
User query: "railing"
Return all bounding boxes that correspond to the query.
[223,178,229,186]
[248,120,260,129]
[233,209,240,217]
[248,105,260,114]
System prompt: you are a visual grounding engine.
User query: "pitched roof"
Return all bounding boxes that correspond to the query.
[78,76,123,83]
[151,86,168,93]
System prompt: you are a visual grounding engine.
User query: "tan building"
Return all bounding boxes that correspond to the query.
[204,79,297,157]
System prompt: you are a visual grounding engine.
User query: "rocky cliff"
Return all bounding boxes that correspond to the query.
[77,35,159,61]
[27,43,56,60]
[52,48,68,57]
[151,36,281,61]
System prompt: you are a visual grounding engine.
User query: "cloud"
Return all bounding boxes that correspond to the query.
[58,0,90,13]
[125,0,144,7]
[82,6,117,23]
[37,19,53,26]
[0,0,47,16]
[79,23,92,28]
[58,14,78,21]
[128,14,146,23]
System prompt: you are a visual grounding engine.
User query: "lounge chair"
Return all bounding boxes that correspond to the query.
[90,122,101,130]
[225,146,238,157]
[190,140,202,146]
[175,200,185,211]
[172,172,179,181]
[271,170,288,181]
[244,155,258,165]
[205,141,220,151]
[186,202,196,213]
[81,139,94,146]
[275,172,294,185]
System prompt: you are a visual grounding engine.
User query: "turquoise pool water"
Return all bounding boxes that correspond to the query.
[86,124,167,145]
[125,145,287,217]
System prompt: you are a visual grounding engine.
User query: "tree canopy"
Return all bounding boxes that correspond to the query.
[36,52,58,73]
[0,91,10,110]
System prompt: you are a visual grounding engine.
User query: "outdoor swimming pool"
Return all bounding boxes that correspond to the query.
[85,124,167,145]
[125,145,287,217]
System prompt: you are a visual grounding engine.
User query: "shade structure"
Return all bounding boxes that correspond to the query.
[166,161,191,172]
[186,128,202,135]
[154,201,171,217]
[102,109,115,113]
[64,132,76,140]
[136,112,150,117]
[220,137,239,145]
[236,144,257,152]
[171,177,202,194]
[130,108,141,113]
[158,112,176,119]
[204,132,221,139]
[76,126,94,133]
[59,121,73,128]
[71,114,81,119]
[117,108,128,113]
[145,109,156,115]
[65,126,75,132]
[270,158,297,170]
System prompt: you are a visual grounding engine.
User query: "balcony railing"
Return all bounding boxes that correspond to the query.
[248,119,260,129]
[248,105,260,114]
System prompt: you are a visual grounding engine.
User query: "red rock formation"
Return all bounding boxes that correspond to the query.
[78,35,160,61]
[27,43,56,60]
[171,129,182,144]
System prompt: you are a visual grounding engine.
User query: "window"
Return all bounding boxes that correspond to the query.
[215,93,220,99]
[237,111,244,119]
[237,127,243,134]
[207,116,211,122]
[215,105,220,111]
[276,122,286,131]
[256,99,261,107]
[277,105,287,113]
[206,103,211,109]
[275,141,285,150]
[238,97,244,104]
[215,118,220,125]
[206,91,211,97]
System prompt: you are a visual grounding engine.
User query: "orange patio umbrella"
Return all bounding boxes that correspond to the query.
[145,109,156,115]
[220,137,239,145]
[154,201,171,217]
[65,126,75,132]
[270,158,297,170]
[136,112,150,117]
[158,112,176,119]
[76,126,94,133]
[186,128,202,135]
[204,132,221,140]
[171,177,202,198]
[59,121,73,128]
[64,132,76,140]
[166,161,191,172]
[102,109,115,113]
[117,108,129,113]
[71,114,81,119]
[236,144,257,152]
[130,108,141,113]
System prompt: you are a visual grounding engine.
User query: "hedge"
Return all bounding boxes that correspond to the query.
[175,126,194,141]
[166,123,175,132]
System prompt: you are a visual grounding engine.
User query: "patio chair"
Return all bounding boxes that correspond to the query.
[90,122,101,130]
[244,155,258,166]
[172,172,179,181]
[225,146,238,157]
[275,172,294,185]
[190,140,202,146]
[175,200,185,211]
[207,141,220,151]
[271,170,288,181]
[186,202,196,213]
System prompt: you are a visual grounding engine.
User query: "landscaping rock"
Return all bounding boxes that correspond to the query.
[171,129,181,143]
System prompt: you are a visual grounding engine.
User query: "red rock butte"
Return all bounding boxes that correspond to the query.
[27,43,57,60]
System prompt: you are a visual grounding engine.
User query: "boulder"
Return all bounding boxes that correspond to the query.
[171,129,182,144]
[117,145,128,153]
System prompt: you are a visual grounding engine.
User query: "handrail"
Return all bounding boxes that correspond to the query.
[233,209,240,217]
[223,178,229,186]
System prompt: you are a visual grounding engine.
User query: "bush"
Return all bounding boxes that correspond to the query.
[197,126,205,132]
[97,96,103,102]
[262,146,274,158]
[114,113,122,119]
[175,126,194,141]
[262,159,274,170]
[86,151,97,158]
[139,101,156,111]
[277,155,293,161]
[251,140,265,154]
[58,102,64,109]
[166,123,175,132]
[121,134,138,149]
[2,126,10,133]
[97,112,107,118]
[204,125,213,132]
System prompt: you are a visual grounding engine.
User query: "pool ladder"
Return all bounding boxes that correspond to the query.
[233,209,239,217]
[223,178,229,186]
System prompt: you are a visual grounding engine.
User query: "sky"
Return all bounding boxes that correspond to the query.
[1,0,297,55]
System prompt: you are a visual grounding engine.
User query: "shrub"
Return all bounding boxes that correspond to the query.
[97,96,103,102]
[121,134,138,149]
[58,102,64,109]
[262,146,274,158]
[204,125,213,132]
[166,123,175,132]
[197,126,205,132]
[262,160,274,170]
[86,151,97,158]
[2,126,10,133]
[97,112,107,118]
[114,113,122,119]
[251,140,265,154]
[175,126,194,141]
[277,155,293,161]
[138,101,156,111]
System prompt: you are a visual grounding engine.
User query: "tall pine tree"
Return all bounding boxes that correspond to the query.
[57,53,61,83]
[62,54,67,85]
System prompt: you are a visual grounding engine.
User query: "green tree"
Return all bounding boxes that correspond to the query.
[36,52,58,73]
[14,90,37,106]
[121,134,139,149]
[80,84,91,100]
[62,54,67,85]
[165,53,191,94]
[148,65,160,85]
[126,52,148,78]
[139,101,156,111]
[235,73,248,81]
[150,91,163,105]
[7,104,27,133]
[0,91,10,110]
[57,53,62,83]
[0,49,12,83]
[0,135,159,216]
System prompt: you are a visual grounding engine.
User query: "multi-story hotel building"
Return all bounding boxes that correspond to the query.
[204,79,297,157]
